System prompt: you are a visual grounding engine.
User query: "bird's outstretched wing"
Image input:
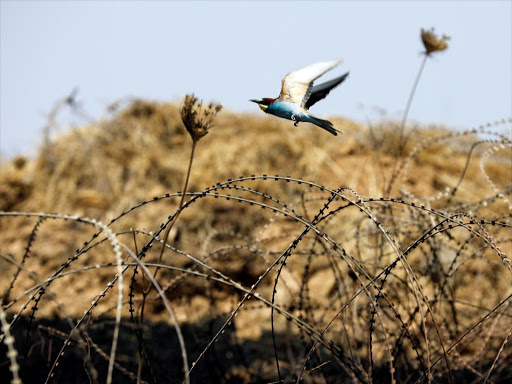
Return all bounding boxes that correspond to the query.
[279,60,341,108]
[305,72,349,109]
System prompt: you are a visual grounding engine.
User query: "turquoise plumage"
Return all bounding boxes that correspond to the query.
[251,60,349,136]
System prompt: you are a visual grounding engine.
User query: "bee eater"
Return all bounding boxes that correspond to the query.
[250,60,349,136]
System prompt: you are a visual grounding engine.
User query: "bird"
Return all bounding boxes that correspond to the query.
[250,60,349,136]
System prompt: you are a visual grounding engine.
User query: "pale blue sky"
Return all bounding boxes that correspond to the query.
[1,1,511,158]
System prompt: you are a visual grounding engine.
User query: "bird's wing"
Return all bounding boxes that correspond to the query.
[305,72,349,109]
[279,60,341,108]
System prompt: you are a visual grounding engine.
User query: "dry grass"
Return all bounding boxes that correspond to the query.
[0,98,511,384]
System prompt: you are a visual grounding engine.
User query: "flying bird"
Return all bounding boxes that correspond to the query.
[250,60,349,136]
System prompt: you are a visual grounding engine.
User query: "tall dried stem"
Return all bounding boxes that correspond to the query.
[136,95,221,384]
[385,27,450,197]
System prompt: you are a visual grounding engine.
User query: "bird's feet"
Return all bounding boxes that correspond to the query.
[294,121,299,127]
[291,115,299,127]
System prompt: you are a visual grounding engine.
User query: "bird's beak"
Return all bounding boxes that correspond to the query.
[250,99,268,112]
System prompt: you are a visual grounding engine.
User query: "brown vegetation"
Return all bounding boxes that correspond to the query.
[1,98,511,383]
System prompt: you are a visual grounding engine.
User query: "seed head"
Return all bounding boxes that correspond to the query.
[421,28,450,55]
[180,94,222,142]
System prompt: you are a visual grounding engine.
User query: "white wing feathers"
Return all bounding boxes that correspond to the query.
[279,60,341,108]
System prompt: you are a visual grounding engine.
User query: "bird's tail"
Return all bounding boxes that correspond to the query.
[307,115,341,136]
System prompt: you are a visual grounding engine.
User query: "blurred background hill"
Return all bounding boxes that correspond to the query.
[1,96,510,312]
[1,99,511,383]
[2,98,509,225]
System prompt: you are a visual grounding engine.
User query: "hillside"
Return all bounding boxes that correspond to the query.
[1,99,511,383]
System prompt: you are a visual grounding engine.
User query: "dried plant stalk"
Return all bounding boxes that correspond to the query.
[137,94,222,384]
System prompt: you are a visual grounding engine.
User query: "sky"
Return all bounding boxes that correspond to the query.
[1,1,511,158]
